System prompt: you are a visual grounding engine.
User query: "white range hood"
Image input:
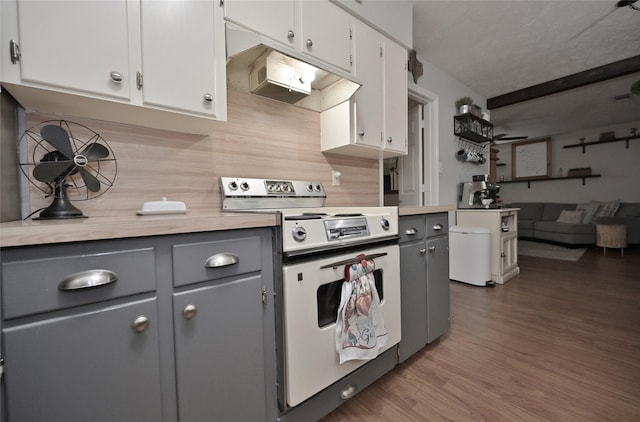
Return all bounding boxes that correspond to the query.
[226,23,361,112]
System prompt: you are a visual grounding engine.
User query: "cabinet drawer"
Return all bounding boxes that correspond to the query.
[2,248,156,319]
[426,213,449,238]
[172,236,262,287]
[399,215,425,243]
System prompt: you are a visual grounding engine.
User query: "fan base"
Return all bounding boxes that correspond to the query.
[35,193,86,219]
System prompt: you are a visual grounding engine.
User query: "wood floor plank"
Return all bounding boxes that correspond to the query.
[323,247,640,421]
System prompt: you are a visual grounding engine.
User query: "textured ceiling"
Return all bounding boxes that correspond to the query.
[411,0,640,138]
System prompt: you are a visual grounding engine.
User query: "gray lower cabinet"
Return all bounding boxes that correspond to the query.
[0,228,275,422]
[398,213,450,363]
[3,298,162,422]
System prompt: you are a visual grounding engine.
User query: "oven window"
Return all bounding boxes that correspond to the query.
[316,269,384,328]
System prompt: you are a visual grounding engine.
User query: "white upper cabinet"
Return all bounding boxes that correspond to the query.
[382,38,408,156]
[140,0,224,118]
[224,0,296,48]
[1,0,227,134]
[321,19,408,158]
[298,1,352,73]
[11,0,133,100]
[224,0,353,74]
[352,20,383,150]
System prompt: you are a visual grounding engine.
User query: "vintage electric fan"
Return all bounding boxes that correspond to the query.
[18,120,117,219]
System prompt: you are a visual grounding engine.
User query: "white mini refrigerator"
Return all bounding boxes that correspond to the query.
[449,225,492,286]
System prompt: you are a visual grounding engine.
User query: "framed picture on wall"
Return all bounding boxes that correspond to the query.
[511,138,551,180]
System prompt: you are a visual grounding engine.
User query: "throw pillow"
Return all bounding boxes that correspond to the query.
[595,200,620,218]
[556,210,584,224]
[576,202,600,224]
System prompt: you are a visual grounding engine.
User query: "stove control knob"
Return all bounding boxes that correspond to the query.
[267,184,276,192]
[306,184,314,192]
[282,184,291,192]
[240,181,250,191]
[380,218,390,231]
[292,226,307,242]
[228,181,238,191]
[314,184,322,192]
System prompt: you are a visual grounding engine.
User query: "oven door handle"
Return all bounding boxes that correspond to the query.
[319,252,388,269]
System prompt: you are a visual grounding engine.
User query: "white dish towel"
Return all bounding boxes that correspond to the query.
[335,257,388,364]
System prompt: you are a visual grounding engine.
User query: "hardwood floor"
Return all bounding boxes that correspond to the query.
[323,247,640,421]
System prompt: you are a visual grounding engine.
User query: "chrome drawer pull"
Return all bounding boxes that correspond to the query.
[433,224,443,231]
[110,71,124,83]
[205,253,239,268]
[58,269,118,291]
[340,384,358,400]
[428,246,436,252]
[405,227,418,235]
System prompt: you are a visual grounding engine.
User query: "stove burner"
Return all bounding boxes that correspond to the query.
[333,213,364,217]
[284,215,323,221]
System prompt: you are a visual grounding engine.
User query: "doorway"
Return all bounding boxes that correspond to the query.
[383,84,438,207]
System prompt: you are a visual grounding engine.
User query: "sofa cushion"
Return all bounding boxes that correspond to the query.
[576,202,600,224]
[615,203,640,218]
[535,221,596,235]
[594,199,621,217]
[542,203,577,221]
[556,210,584,224]
[511,202,544,221]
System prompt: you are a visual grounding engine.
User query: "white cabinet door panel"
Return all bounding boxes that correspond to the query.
[224,0,296,47]
[140,0,219,117]
[16,0,132,99]
[353,21,382,149]
[383,38,408,155]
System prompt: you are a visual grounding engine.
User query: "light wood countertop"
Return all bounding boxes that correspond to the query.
[0,212,278,248]
[398,205,456,216]
[2,205,456,248]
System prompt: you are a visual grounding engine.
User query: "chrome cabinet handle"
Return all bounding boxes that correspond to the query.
[110,71,124,84]
[306,38,313,48]
[183,304,197,320]
[205,253,239,268]
[203,93,213,103]
[287,29,295,40]
[501,252,506,258]
[132,315,150,333]
[340,384,358,400]
[58,269,118,291]
[387,137,393,143]
[428,246,436,253]
[433,223,443,231]
[405,227,418,236]
[358,129,365,137]
[419,248,427,255]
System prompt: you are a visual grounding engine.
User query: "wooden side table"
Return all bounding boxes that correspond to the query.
[596,224,627,256]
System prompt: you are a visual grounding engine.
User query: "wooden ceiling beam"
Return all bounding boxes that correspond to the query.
[487,55,640,109]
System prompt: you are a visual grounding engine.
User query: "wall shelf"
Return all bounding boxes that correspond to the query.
[499,174,601,188]
[563,134,639,153]
[453,113,493,143]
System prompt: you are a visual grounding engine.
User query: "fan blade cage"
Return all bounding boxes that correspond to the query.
[18,120,117,203]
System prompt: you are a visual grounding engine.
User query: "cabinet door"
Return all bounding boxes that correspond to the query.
[173,275,267,421]
[426,236,450,343]
[140,0,224,118]
[352,20,382,149]
[224,0,296,47]
[299,0,352,72]
[501,234,518,275]
[14,0,132,100]
[399,241,428,362]
[2,299,162,422]
[382,38,408,156]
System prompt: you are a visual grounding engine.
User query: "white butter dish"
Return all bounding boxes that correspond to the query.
[137,197,188,215]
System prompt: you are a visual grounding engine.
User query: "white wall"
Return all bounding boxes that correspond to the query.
[495,121,640,203]
[414,55,488,206]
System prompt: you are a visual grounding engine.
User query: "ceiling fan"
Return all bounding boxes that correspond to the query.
[491,133,529,145]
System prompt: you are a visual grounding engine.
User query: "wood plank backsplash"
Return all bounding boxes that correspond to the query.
[25,90,379,217]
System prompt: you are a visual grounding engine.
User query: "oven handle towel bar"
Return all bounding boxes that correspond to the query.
[319,252,388,269]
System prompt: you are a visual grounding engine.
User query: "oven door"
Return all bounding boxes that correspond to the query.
[282,244,401,408]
